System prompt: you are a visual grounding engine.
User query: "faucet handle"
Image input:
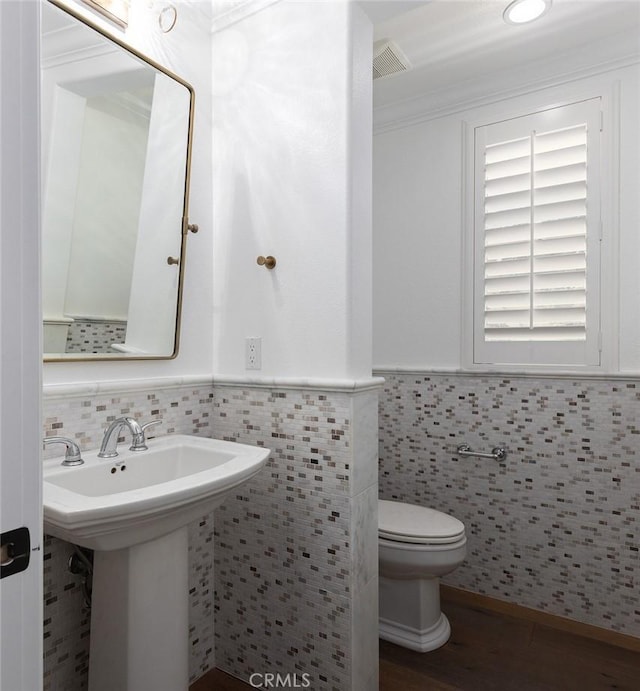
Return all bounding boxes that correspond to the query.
[129,419,162,452]
[43,437,84,466]
[141,419,162,434]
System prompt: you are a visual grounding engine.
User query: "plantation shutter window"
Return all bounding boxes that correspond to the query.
[473,99,602,366]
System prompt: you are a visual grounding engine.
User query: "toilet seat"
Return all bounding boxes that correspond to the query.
[379,499,465,545]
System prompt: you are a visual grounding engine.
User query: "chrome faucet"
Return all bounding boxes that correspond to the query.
[43,437,84,466]
[97,417,162,459]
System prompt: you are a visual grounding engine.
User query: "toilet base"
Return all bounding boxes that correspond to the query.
[379,575,452,652]
[379,612,451,652]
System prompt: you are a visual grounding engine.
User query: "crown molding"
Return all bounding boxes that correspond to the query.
[41,19,118,69]
[211,0,282,34]
[374,39,640,135]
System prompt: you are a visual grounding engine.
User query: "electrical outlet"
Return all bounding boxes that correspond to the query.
[245,337,262,370]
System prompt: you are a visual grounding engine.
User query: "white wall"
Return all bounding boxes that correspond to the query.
[43,0,213,385]
[617,66,640,372]
[211,0,373,381]
[373,62,640,373]
[40,17,157,327]
[64,93,148,321]
[124,73,192,355]
[41,87,85,323]
[44,0,374,386]
[374,114,463,369]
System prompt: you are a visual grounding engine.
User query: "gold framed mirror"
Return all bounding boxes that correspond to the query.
[41,0,195,361]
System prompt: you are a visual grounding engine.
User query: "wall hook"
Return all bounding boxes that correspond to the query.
[257,255,276,270]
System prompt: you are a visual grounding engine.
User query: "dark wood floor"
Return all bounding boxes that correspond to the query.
[191,668,250,691]
[191,591,640,690]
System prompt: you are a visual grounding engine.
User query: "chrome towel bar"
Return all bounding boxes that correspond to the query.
[457,443,507,463]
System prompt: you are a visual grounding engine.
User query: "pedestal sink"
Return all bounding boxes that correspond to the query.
[43,434,270,691]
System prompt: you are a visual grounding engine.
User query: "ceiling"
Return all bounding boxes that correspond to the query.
[372,0,640,109]
[49,0,639,112]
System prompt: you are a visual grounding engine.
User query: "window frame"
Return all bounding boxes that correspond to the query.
[461,84,619,374]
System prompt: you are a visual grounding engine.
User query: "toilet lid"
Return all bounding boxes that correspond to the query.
[378,499,465,545]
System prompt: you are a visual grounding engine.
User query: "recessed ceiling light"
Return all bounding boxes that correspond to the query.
[503,0,552,25]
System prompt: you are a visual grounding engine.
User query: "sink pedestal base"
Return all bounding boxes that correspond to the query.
[88,527,189,691]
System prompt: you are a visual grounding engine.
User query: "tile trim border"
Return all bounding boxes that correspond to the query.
[374,367,640,382]
[43,374,386,400]
[43,374,214,400]
[212,374,385,393]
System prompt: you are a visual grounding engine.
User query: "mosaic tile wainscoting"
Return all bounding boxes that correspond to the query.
[42,381,216,691]
[65,320,128,354]
[377,370,640,639]
[211,384,379,691]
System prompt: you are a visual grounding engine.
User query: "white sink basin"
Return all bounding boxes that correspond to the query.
[43,434,270,550]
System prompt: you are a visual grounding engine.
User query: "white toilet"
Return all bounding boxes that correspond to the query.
[378,499,467,652]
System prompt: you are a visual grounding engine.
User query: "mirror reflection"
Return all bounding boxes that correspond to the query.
[41,0,194,360]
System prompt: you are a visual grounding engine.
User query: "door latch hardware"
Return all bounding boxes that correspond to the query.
[1,527,30,579]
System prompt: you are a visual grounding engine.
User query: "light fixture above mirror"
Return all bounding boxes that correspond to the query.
[81,0,130,29]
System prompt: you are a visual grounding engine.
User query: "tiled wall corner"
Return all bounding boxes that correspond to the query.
[350,485,378,691]
[377,371,640,638]
[43,535,90,691]
[42,381,380,691]
[349,393,379,691]
[189,513,216,680]
[42,384,216,690]
[351,575,378,691]
[212,386,379,691]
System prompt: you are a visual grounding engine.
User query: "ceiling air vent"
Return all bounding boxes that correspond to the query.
[373,40,410,80]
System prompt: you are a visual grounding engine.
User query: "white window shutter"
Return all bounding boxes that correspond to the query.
[473,99,602,366]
